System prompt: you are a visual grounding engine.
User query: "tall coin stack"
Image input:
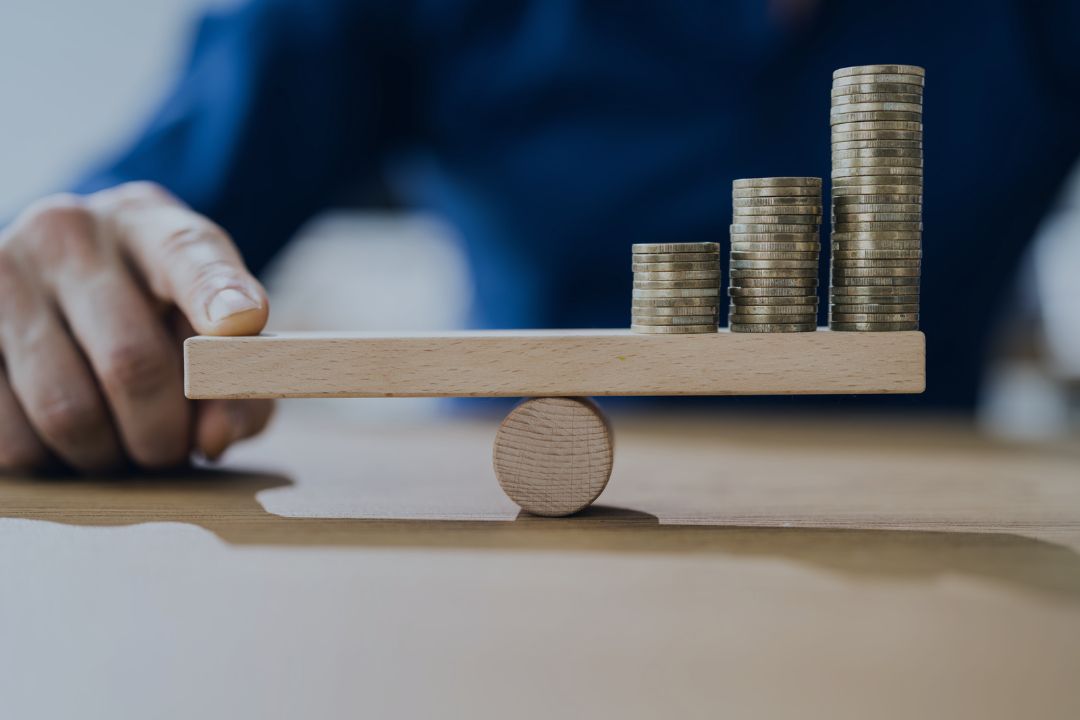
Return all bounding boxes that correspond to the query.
[829,64,924,331]
[728,177,822,333]
[631,242,720,334]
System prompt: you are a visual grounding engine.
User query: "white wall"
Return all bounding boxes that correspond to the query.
[0,0,208,218]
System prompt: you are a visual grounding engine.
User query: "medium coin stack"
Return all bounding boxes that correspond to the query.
[728,177,822,333]
[829,64,924,331]
[631,242,720,334]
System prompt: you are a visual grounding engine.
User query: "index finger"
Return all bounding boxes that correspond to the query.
[91,183,269,336]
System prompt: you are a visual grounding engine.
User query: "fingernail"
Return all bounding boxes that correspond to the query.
[207,288,260,324]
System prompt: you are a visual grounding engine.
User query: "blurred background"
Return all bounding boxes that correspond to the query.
[2,0,1078,437]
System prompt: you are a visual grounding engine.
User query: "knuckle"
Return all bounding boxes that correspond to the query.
[161,222,225,259]
[117,180,171,201]
[23,194,93,232]
[97,181,174,212]
[99,341,173,398]
[19,195,99,266]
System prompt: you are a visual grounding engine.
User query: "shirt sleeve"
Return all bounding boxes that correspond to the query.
[73,0,401,274]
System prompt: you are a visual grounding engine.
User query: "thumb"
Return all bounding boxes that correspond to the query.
[92,183,269,336]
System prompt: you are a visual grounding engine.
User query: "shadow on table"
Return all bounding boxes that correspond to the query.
[3,467,1079,604]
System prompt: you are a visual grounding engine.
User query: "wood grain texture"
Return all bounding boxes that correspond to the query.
[492,397,614,516]
[2,410,1079,719]
[184,329,925,398]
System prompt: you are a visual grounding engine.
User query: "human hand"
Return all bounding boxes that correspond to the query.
[0,182,273,472]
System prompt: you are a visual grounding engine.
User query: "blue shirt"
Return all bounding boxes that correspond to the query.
[76,0,1080,409]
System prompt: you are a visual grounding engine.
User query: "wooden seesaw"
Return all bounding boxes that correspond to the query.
[184,329,925,516]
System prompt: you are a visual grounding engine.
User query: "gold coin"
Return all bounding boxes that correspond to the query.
[730,314,817,325]
[832,212,922,223]
[634,279,720,289]
[832,248,921,260]
[732,241,822,252]
[833,222,922,232]
[832,148,923,161]
[831,83,924,97]
[729,304,818,315]
[830,111,923,124]
[730,232,819,243]
[825,239,920,248]
[731,223,823,234]
[730,322,817,333]
[830,296,918,305]
[734,203,823,213]
[832,276,921,287]
[734,277,819,288]
[833,194,922,205]
[833,73,925,87]
[832,130,923,143]
[732,196,823,207]
[834,64,925,78]
[830,120,923,134]
[730,251,819,261]
[832,184,924,195]
[832,303,919,314]
[731,213,822,224]
[733,177,822,188]
[832,167,923,179]
[632,252,721,263]
[833,258,921,268]
[634,270,721,281]
[631,242,720,254]
[631,324,717,334]
[832,231,921,240]
[832,142,923,155]
[831,93,924,106]
[832,204,921,214]
[631,314,719,325]
[633,288,721,298]
[731,259,818,270]
[829,321,919,331]
[832,172,924,184]
[631,296,720,307]
[830,285,919,296]
[732,186,822,198]
[729,286,820,297]
[832,142,923,154]
[632,261,718,272]
[831,171,925,182]
[831,102,923,116]
[830,312,919,323]
[730,268,818,278]
[733,208,823,219]
[833,157,923,169]
[833,267,921,278]
[631,304,720,315]
[730,295,818,306]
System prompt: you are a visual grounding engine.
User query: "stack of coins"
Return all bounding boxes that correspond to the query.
[728,177,822,333]
[829,64,924,331]
[631,242,720,333]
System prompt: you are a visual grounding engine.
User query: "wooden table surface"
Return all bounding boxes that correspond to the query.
[2,404,1079,719]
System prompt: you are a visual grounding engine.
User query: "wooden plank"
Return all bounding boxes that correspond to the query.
[184,329,924,399]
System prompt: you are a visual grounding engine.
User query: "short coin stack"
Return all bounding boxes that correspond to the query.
[631,242,720,333]
[829,64,924,331]
[728,177,822,332]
